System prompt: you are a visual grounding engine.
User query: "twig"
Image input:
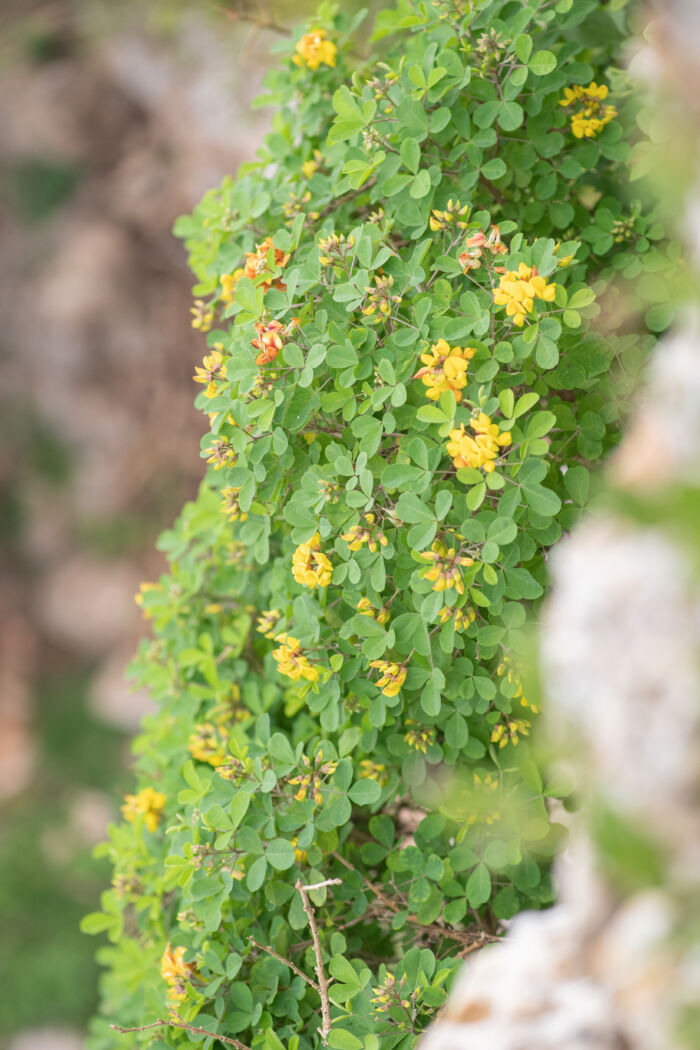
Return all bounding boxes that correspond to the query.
[110,1018,251,1048]
[249,936,320,992]
[215,4,290,34]
[331,852,499,952]
[302,878,342,892]
[296,878,338,1043]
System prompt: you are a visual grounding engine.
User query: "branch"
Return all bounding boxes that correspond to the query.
[296,878,339,1043]
[331,852,499,952]
[249,936,320,992]
[215,5,290,35]
[110,1018,251,1048]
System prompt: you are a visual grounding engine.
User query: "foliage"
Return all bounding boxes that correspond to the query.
[85,1,674,1048]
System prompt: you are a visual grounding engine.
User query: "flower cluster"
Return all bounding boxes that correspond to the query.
[188,722,228,767]
[359,759,388,784]
[220,487,248,523]
[134,581,162,619]
[490,716,531,749]
[122,787,166,832]
[205,437,237,471]
[370,659,407,698]
[414,339,476,402]
[371,971,411,1011]
[193,347,227,398]
[220,268,244,305]
[252,319,285,366]
[244,237,290,289]
[292,532,333,588]
[362,273,402,322]
[190,299,213,332]
[287,751,338,804]
[420,539,474,594]
[341,513,388,553]
[458,224,507,273]
[403,719,435,754]
[492,263,557,326]
[429,198,469,232]
[293,28,336,71]
[466,771,500,826]
[446,413,511,473]
[356,597,390,625]
[272,634,320,683]
[318,231,354,267]
[559,81,616,139]
[497,657,540,713]
[160,944,198,1004]
[256,609,281,639]
[438,604,476,630]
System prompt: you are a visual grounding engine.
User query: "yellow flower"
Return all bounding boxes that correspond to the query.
[429,199,469,232]
[205,437,236,471]
[341,513,389,553]
[122,787,166,832]
[446,413,511,473]
[301,151,322,178]
[359,759,388,784]
[257,609,281,638]
[193,348,227,399]
[414,339,476,402]
[220,268,244,305]
[403,719,435,754]
[190,299,214,332]
[272,633,320,683]
[370,659,407,698]
[291,837,308,863]
[420,539,474,595]
[492,263,558,326]
[293,28,337,71]
[160,944,198,1003]
[559,81,616,139]
[356,597,391,625]
[362,273,401,322]
[134,581,161,618]
[292,532,333,588]
[497,657,540,713]
[188,722,228,767]
[490,717,531,749]
[438,604,476,630]
[288,752,338,804]
[220,487,248,523]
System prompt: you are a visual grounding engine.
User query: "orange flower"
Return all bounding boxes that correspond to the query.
[244,237,290,290]
[252,320,285,366]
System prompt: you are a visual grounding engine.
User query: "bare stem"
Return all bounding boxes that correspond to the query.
[249,936,320,992]
[296,878,338,1043]
[110,1018,251,1049]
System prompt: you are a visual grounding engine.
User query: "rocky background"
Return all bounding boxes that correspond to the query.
[421,2,700,1047]
[0,2,277,1045]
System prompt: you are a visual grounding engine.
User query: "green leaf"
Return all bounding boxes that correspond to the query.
[266,838,296,871]
[348,779,382,805]
[396,492,434,524]
[400,138,421,174]
[410,170,432,199]
[529,50,557,76]
[466,862,492,907]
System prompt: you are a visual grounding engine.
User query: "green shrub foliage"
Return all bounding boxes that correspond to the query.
[85,1,673,1047]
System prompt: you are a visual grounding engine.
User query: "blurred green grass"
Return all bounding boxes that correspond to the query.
[0,673,126,1037]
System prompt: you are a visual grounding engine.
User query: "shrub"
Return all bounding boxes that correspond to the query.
[84,2,674,1048]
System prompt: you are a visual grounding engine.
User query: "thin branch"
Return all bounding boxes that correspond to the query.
[302,878,343,892]
[296,878,337,1043]
[249,936,320,992]
[110,1018,251,1048]
[215,5,290,35]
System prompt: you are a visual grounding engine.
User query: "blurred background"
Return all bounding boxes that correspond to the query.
[0,2,300,1046]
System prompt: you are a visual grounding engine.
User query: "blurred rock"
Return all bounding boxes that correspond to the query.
[89,644,155,730]
[36,556,139,657]
[8,1029,84,1050]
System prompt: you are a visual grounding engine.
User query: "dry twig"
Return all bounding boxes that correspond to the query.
[296,878,341,1043]
[110,1018,251,1048]
[249,936,320,991]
